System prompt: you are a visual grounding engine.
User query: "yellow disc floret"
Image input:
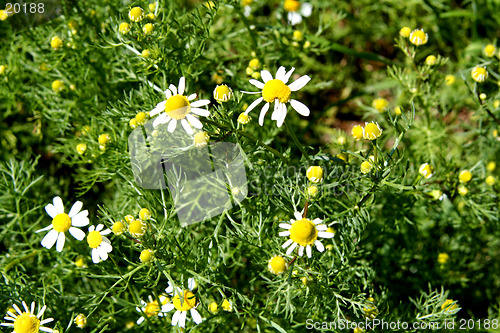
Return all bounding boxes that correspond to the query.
[471,66,488,83]
[76,143,87,155]
[140,249,154,263]
[237,113,250,124]
[194,132,209,148]
[213,84,233,103]
[87,231,103,249]
[112,221,125,235]
[143,23,154,34]
[119,22,130,34]
[399,27,411,37]
[164,95,191,120]
[484,44,496,57]
[129,7,144,22]
[139,208,151,221]
[52,213,72,232]
[129,220,146,237]
[289,218,318,247]
[306,166,323,183]
[409,29,428,46]
[52,80,64,92]
[144,301,160,317]
[437,253,449,264]
[364,122,382,140]
[208,302,218,314]
[173,291,197,311]
[51,36,63,49]
[262,79,291,103]
[372,98,388,112]
[351,125,364,140]
[14,313,40,333]
[268,256,287,274]
[284,0,301,12]
[459,169,472,183]
[361,161,373,174]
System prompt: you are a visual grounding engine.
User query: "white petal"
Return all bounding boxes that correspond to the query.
[137,316,145,325]
[178,77,185,95]
[298,246,304,257]
[169,84,177,95]
[245,97,264,115]
[179,311,187,328]
[282,238,294,249]
[56,232,66,252]
[37,305,47,318]
[41,229,59,249]
[258,102,270,126]
[69,227,85,241]
[313,218,323,224]
[22,301,29,313]
[96,224,104,231]
[40,318,53,325]
[153,113,169,127]
[249,79,265,89]
[288,11,302,25]
[261,70,273,83]
[306,245,312,258]
[163,304,175,312]
[88,225,95,232]
[286,242,298,255]
[99,249,109,261]
[100,240,113,253]
[191,108,210,117]
[279,223,291,230]
[188,277,196,290]
[191,309,202,324]
[52,196,64,214]
[150,101,166,116]
[318,231,334,238]
[68,201,83,218]
[316,225,327,231]
[284,67,295,84]
[301,2,313,17]
[276,104,287,128]
[164,89,172,99]
[13,304,22,315]
[71,211,89,227]
[166,283,174,294]
[290,99,310,117]
[36,224,53,233]
[190,99,211,108]
[275,67,286,81]
[181,119,194,135]
[172,310,181,326]
[168,119,177,132]
[288,75,311,91]
[187,93,197,101]
[100,229,112,236]
[279,231,290,237]
[92,248,100,263]
[186,114,203,129]
[315,240,325,252]
[44,204,58,218]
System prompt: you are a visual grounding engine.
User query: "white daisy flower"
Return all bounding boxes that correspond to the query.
[243,66,311,127]
[136,294,171,325]
[36,196,89,252]
[284,0,312,26]
[149,77,211,134]
[163,278,203,328]
[1,300,54,333]
[279,211,333,258]
[86,224,112,264]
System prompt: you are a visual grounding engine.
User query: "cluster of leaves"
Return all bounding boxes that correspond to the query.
[1,0,499,332]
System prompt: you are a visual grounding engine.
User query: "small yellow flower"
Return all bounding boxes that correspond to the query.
[112,221,125,235]
[98,133,110,145]
[51,36,63,49]
[337,136,346,145]
[76,143,87,155]
[139,208,151,221]
[486,175,496,186]
[441,299,458,312]
[437,253,449,264]
[486,161,496,172]
[360,160,373,174]
[445,74,455,85]
[211,73,224,84]
[419,163,434,179]
[306,166,324,183]
[248,58,261,70]
[129,7,144,22]
[494,100,500,108]
[129,118,138,129]
[425,55,437,66]
[351,125,364,140]
[119,22,130,34]
[394,106,402,115]
[242,0,253,5]
[399,27,411,38]
[284,0,301,12]
[372,98,388,112]
[409,29,428,46]
[221,299,233,312]
[128,220,147,237]
[75,313,87,328]
[471,66,488,83]
[125,321,135,329]
[479,93,487,100]
[293,30,303,41]
[484,44,496,57]
[140,249,154,263]
[149,3,157,11]
[124,215,135,223]
[458,169,472,183]
[336,153,347,162]
[213,84,233,103]
[208,302,218,314]
[135,112,147,125]
[251,71,261,80]
[194,131,210,148]
[52,80,64,92]
[237,112,251,124]
[141,49,151,58]
[457,185,468,196]
[142,23,154,34]
[354,328,365,333]
[307,185,318,197]
[147,13,155,20]
[363,122,382,140]
[0,64,6,75]
[75,255,86,268]
[0,10,8,21]
[268,256,287,274]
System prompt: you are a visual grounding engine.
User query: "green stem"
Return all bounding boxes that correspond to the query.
[3,250,38,273]
[285,119,310,163]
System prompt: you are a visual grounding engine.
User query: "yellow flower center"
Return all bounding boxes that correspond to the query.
[129,7,144,22]
[87,231,103,249]
[289,218,318,246]
[144,301,160,317]
[52,213,72,232]
[128,220,146,237]
[284,0,301,12]
[173,291,197,311]
[164,95,191,120]
[14,313,40,333]
[262,79,291,103]
[268,256,287,274]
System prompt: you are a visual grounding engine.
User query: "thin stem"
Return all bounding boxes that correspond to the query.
[285,119,311,163]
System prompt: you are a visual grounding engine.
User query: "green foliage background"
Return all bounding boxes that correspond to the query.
[0,0,499,332]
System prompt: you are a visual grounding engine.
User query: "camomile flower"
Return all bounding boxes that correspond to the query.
[86,224,113,264]
[150,77,211,134]
[284,0,312,26]
[279,211,333,258]
[243,66,311,127]
[1,300,54,333]
[36,196,89,252]
[136,295,170,325]
[163,278,202,328]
